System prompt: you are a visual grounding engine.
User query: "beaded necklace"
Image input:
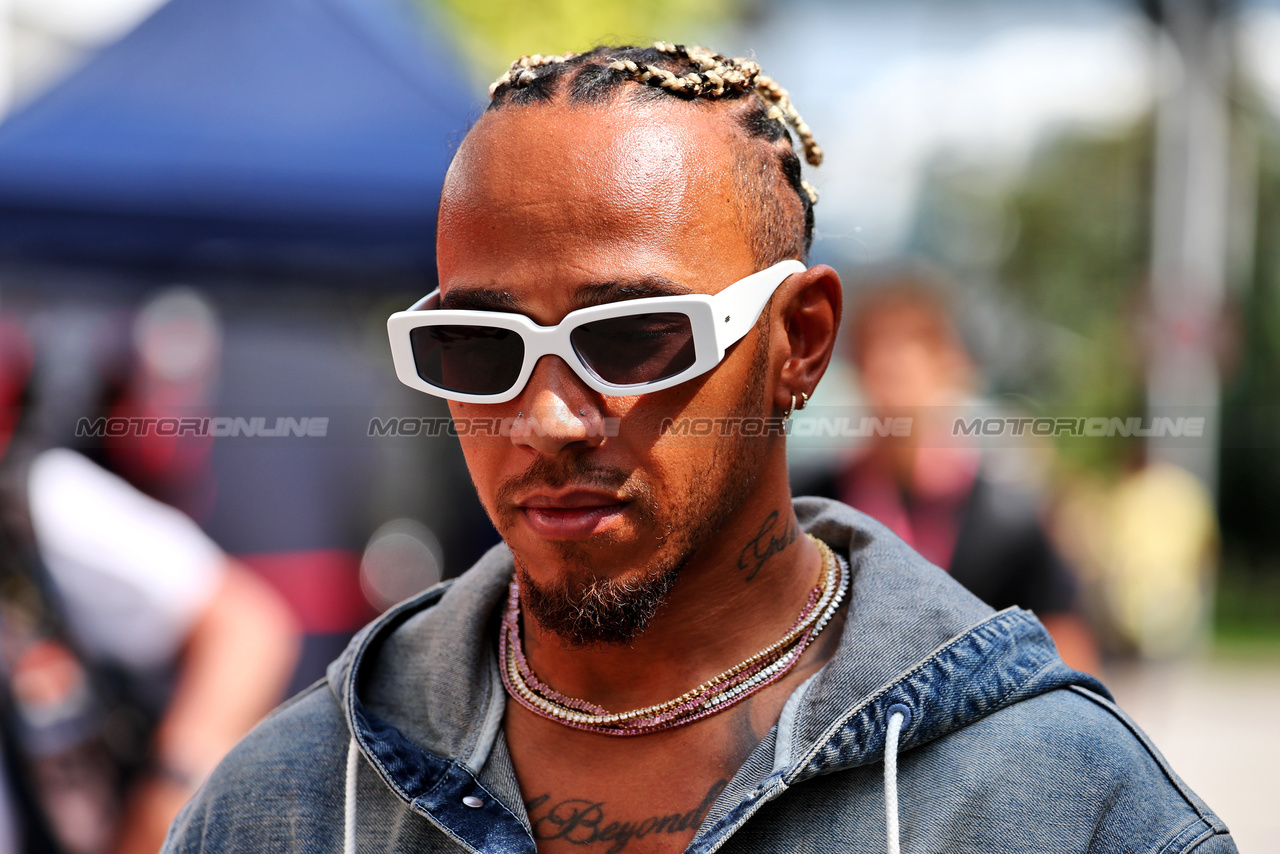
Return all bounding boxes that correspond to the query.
[499,534,848,736]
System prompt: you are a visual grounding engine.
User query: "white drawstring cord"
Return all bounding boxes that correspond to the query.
[884,704,911,854]
[344,736,359,854]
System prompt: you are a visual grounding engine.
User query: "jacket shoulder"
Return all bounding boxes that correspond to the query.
[738,685,1235,854]
[163,681,352,852]
[943,686,1235,853]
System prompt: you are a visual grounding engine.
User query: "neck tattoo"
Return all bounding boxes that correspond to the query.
[499,533,849,736]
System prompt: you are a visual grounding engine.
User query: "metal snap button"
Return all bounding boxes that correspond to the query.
[462,795,484,809]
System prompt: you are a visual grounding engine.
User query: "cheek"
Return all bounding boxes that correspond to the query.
[455,441,497,514]
[449,406,511,504]
[620,394,723,478]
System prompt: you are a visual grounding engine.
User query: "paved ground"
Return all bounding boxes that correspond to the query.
[1106,659,1280,853]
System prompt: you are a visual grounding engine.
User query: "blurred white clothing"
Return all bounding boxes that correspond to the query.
[26,447,225,670]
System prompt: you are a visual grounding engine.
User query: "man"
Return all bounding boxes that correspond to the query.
[165,43,1235,853]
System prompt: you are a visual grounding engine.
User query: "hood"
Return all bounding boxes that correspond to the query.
[777,499,1108,786]
[324,497,1107,853]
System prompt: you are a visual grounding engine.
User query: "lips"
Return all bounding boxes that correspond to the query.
[516,490,629,539]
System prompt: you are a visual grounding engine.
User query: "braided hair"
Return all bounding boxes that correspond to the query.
[486,43,822,266]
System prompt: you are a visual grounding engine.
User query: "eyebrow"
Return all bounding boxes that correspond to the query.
[439,289,521,312]
[440,276,694,314]
[570,276,693,310]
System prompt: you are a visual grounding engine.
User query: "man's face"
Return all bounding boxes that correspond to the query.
[436,100,778,645]
[854,305,969,415]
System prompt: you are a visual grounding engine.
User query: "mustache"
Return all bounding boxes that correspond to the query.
[496,456,635,509]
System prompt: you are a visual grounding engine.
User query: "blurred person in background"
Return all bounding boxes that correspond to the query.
[1056,455,1219,660]
[87,287,380,696]
[0,316,300,854]
[96,289,222,525]
[801,274,1100,673]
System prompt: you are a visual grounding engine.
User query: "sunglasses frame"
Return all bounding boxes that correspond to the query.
[387,259,807,403]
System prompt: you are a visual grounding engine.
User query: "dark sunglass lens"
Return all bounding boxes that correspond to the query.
[410,325,523,395]
[571,313,696,386]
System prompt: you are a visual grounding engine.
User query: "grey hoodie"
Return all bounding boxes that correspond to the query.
[165,498,1236,853]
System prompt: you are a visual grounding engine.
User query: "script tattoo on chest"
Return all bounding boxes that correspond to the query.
[525,779,727,854]
[738,509,797,581]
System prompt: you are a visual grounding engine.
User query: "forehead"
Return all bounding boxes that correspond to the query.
[435,100,756,312]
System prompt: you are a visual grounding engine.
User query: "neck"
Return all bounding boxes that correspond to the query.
[518,482,823,714]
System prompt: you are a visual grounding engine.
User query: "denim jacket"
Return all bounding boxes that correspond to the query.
[165,498,1236,853]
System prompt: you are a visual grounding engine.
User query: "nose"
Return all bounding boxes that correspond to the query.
[510,355,605,456]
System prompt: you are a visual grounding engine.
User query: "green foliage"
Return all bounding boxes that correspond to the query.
[912,96,1280,576]
[910,124,1154,474]
[1000,123,1153,333]
[1219,118,1280,561]
[422,0,737,84]
[1213,555,1280,655]
[997,124,1154,473]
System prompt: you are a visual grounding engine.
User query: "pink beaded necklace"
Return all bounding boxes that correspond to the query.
[499,534,848,736]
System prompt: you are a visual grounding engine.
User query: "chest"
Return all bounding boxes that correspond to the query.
[505,703,771,854]
[500,609,848,854]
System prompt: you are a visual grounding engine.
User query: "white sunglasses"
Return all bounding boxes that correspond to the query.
[387,260,806,403]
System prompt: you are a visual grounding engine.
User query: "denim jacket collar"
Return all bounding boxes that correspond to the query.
[325,497,1107,854]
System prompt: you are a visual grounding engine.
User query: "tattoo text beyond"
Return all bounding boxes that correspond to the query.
[738,510,797,581]
[526,780,727,854]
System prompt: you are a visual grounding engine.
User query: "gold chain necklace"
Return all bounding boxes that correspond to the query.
[499,534,848,736]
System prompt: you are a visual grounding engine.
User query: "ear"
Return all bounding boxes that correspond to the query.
[771,264,842,412]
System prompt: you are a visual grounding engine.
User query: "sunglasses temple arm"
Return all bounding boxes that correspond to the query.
[711,261,806,356]
[406,290,441,312]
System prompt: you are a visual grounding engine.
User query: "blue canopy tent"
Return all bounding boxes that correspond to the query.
[0,0,479,278]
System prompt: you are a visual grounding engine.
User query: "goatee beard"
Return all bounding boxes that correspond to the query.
[517,557,681,648]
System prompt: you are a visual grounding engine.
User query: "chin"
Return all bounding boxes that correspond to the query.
[515,545,685,648]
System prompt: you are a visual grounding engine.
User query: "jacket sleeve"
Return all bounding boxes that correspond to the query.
[161,683,350,853]
[1184,829,1238,853]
